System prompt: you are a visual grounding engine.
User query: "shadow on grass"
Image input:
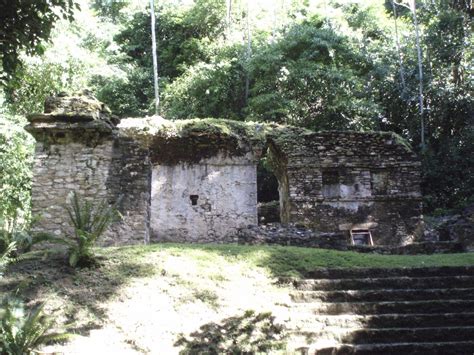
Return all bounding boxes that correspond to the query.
[0,249,157,334]
[175,310,287,355]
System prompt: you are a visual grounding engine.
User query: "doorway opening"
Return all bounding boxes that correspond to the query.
[257,157,280,224]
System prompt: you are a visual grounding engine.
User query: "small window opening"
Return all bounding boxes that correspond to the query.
[351,229,374,246]
[190,195,199,205]
[322,169,340,198]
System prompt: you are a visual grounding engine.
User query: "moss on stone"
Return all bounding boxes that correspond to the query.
[119,117,415,164]
[388,132,414,152]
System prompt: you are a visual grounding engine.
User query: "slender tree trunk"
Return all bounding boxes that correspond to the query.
[271,1,277,42]
[410,0,425,149]
[150,0,159,115]
[244,0,252,104]
[226,0,232,40]
[391,0,406,93]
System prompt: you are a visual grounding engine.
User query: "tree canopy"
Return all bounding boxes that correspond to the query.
[0,0,79,86]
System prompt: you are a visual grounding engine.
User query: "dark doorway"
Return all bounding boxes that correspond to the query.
[257,158,280,224]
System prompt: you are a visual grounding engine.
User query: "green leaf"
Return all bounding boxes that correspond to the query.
[68,251,79,268]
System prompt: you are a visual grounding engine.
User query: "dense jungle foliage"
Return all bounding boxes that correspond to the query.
[0,0,473,226]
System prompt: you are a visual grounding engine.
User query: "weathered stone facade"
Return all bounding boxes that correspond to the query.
[26,93,423,246]
[267,130,423,245]
[26,92,150,245]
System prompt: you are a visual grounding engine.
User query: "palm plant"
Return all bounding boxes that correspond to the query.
[0,299,70,355]
[65,192,121,267]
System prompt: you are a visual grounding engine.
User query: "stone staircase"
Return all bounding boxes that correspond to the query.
[285,266,474,354]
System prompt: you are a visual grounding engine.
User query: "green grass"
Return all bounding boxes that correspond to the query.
[107,243,474,278]
[2,243,473,353]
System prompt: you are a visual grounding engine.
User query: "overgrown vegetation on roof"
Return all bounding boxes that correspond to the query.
[121,116,414,154]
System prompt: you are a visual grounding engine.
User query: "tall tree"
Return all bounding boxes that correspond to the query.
[226,0,232,40]
[409,0,425,149]
[150,0,160,114]
[391,0,407,93]
[244,0,252,104]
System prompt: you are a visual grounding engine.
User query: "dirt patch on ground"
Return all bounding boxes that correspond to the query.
[1,246,292,354]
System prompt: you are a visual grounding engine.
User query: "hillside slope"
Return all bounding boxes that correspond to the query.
[2,244,474,354]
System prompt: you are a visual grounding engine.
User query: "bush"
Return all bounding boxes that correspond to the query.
[0,243,16,279]
[0,299,70,355]
[0,115,34,225]
[64,192,121,267]
[0,217,64,258]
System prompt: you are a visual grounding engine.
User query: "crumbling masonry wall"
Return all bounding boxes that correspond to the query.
[26,93,150,245]
[140,120,260,243]
[26,94,422,246]
[29,131,113,238]
[267,131,423,245]
[150,156,257,243]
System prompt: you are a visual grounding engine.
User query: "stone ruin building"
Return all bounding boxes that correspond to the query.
[26,92,423,247]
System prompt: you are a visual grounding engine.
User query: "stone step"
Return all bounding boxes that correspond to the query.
[312,341,474,355]
[287,268,474,353]
[294,299,474,315]
[291,287,474,303]
[291,326,474,344]
[304,266,474,280]
[345,326,474,345]
[291,275,474,291]
[288,312,474,329]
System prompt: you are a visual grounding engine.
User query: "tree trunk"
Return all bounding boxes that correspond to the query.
[244,0,252,105]
[150,0,159,115]
[226,0,232,40]
[410,0,425,149]
[391,0,407,93]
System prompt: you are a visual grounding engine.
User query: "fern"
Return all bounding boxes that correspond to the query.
[65,192,121,267]
[0,217,62,256]
[0,299,71,355]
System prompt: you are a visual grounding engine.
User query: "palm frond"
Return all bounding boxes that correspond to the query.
[0,299,71,354]
[65,192,121,267]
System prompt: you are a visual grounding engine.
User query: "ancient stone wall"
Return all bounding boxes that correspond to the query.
[26,92,151,245]
[106,136,151,244]
[137,119,261,243]
[26,94,423,247]
[29,134,114,239]
[150,156,257,243]
[267,131,423,245]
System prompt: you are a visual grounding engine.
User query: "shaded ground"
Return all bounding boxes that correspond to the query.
[1,244,474,353]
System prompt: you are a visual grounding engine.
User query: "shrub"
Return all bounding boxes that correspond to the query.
[0,299,70,355]
[64,192,121,267]
[0,217,65,257]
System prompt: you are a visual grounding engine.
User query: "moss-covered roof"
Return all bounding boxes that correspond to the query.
[117,116,415,164]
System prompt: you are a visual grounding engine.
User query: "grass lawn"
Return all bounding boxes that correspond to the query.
[2,244,474,354]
